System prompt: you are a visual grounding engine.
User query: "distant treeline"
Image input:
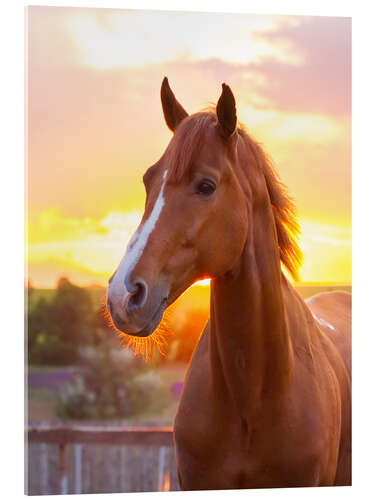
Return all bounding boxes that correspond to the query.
[26,278,351,367]
[27,278,108,365]
[26,277,207,366]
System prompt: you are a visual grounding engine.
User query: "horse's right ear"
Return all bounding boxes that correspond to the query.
[161,77,189,133]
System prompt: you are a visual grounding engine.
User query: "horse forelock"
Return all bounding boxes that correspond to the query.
[165,112,217,182]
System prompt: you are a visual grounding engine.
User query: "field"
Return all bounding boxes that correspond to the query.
[27,363,187,425]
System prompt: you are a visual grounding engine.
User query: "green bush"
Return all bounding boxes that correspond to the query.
[27,278,101,366]
[30,331,77,366]
[56,344,168,420]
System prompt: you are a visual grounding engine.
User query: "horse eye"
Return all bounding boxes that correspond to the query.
[196,179,216,196]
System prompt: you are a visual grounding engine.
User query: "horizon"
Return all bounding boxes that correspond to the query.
[26,279,352,291]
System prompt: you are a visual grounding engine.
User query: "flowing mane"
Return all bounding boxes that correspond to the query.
[238,126,302,281]
[165,111,302,281]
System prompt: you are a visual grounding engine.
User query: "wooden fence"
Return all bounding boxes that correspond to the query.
[26,426,179,495]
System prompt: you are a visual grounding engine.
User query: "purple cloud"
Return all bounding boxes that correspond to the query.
[246,16,351,115]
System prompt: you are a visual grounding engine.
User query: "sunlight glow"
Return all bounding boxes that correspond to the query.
[298,219,351,283]
[28,210,141,286]
[237,106,341,142]
[65,11,303,69]
[27,209,351,288]
[195,279,211,287]
[27,8,351,289]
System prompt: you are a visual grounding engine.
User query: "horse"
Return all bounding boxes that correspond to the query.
[106,77,351,489]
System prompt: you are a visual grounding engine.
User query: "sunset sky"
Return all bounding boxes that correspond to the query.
[26,6,351,288]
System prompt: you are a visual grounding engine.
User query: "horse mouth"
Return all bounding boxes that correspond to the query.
[113,280,192,337]
[122,298,168,337]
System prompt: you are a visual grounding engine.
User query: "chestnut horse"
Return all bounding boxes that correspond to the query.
[107,78,351,489]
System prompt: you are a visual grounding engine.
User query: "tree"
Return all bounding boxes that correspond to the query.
[27,277,99,365]
[48,277,94,346]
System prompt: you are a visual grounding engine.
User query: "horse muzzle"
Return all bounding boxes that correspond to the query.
[106,278,168,337]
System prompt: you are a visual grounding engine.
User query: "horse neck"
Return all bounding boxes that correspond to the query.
[209,199,294,419]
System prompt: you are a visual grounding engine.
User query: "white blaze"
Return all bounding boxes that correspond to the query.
[108,170,167,306]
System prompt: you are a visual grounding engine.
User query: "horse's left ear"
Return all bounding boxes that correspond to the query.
[161,77,189,132]
[216,83,237,138]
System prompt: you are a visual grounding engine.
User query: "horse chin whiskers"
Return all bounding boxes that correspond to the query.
[117,310,172,361]
[103,295,171,361]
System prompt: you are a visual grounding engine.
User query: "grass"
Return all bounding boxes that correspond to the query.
[27,361,187,425]
[28,386,57,402]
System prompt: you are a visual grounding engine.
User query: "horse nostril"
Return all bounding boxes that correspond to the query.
[127,280,148,314]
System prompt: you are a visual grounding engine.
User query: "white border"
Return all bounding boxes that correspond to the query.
[1,1,374,499]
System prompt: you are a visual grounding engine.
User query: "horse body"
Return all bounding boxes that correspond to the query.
[106,78,351,489]
[175,265,351,490]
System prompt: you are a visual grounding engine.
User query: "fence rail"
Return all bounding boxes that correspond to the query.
[26,425,178,495]
[28,425,174,446]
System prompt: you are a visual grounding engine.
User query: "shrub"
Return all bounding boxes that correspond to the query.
[30,331,77,366]
[27,278,100,366]
[56,344,168,420]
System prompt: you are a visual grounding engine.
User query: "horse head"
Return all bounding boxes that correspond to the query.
[106,78,255,336]
[107,78,300,338]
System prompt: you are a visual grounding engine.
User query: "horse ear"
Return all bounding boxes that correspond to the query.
[160,77,189,132]
[216,83,237,138]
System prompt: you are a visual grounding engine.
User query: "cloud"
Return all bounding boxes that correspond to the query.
[28,9,351,221]
[27,209,352,287]
[63,9,301,69]
[27,257,107,288]
[299,219,351,283]
[28,209,142,281]
[243,16,351,114]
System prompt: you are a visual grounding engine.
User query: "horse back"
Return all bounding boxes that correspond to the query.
[306,291,351,376]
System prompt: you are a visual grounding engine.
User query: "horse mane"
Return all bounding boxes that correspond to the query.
[166,111,302,281]
[238,127,302,281]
